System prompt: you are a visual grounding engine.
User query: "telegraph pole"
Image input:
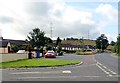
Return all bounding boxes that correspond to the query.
[88,29,90,39]
[50,22,53,38]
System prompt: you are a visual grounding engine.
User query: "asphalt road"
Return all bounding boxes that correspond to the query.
[1,53,119,81]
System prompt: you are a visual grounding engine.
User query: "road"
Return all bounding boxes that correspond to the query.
[1,53,119,81]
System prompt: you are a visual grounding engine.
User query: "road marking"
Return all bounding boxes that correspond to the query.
[10,70,72,75]
[16,76,101,79]
[96,62,117,76]
[62,70,72,74]
[10,71,61,75]
[16,75,119,80]
[96,64,112,76]
[107,69,117,75]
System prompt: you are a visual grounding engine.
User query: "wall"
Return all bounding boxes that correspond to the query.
[0,53,28,62]
[0,48,8,53]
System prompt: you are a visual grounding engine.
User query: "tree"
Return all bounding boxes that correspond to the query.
[44,36,53,44]
[110,41,116,46]
[96,34,109,52]
[116,34,120,54]
[57,42,62,53]
[56,37,61,47]
[27,28,45,49]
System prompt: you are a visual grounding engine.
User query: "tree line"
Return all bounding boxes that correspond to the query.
[11,27,119,55]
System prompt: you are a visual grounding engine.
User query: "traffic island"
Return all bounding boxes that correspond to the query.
[0,59,80,69]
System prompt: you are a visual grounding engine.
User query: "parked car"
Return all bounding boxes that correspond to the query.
[45,50,56,58]
[17,50,25,53]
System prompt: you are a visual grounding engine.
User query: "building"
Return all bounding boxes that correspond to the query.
[0,37,27,53]
[62,44,95,51]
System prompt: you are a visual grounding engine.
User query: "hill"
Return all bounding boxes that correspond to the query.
[61,39,96,46]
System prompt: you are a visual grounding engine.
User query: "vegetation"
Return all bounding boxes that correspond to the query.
[11,44,27,53]
[0,59,80,68]
[27,28,52,49]
[110,41,116,46]
[57,42,62,53]
[96,34,109,52]
[116,34,120,54]
[62,50,76,54]
[75,50,97,55]
[111,35,120,57]
[62,39,95,46]
[56,37,61,47]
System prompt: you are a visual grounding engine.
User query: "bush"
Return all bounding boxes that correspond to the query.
[57,51,64,56]
[75,50,97,55]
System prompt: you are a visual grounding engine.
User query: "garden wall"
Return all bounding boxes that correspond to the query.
[0,53,28,62]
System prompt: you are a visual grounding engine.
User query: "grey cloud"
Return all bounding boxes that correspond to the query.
[50,20,100,39]
[0,16,14,24]
[12,1,100,40]
[26,2,53,17]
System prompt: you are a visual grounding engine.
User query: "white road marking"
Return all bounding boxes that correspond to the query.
[10,70,72,75]
[107,69,117,75]
[96,62,117,76]
[62,70,72,74]
[96,64,112,76]
[10,71,61,75]
[16,75,119,80]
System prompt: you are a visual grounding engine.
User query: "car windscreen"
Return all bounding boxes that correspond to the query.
[48,52,54,53]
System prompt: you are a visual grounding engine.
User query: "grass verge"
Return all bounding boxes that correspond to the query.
[0,59,80,68]
[114,53,120,57]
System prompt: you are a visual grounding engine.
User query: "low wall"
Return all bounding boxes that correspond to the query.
[0,53,28,62]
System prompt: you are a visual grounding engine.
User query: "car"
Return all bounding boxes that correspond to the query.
[45,50,56,58]
[17,50,25,53]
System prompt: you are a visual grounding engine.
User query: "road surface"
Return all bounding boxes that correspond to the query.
[1,53,119,81]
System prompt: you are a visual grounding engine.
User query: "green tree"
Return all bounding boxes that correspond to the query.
[96,34,109,52]
[27,28,45,49]
[57,42,62,53]
[56,37,61,47]
[45,36,53,44]
[116,34,120,54]
[11,44,26,53]
[110,41,116,46]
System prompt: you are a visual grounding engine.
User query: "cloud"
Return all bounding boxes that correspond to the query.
[0,0,117,42]
[23,1,98,40]
[105,34,117,42]
[0,16,14,24]
[96,4,118,20]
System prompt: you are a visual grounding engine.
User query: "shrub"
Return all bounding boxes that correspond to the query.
[75,50,97,55]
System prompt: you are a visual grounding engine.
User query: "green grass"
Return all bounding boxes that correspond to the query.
[0,59,80,68]
[115,53,120,57]
[112,53,120,57]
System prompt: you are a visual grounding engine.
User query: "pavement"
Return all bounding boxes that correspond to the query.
[1,53,120,81]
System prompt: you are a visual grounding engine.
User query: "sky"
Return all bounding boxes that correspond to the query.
[0,0,119,42]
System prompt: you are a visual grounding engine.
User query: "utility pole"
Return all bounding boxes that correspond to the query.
[50,22,53,38]
[88,29,90,39]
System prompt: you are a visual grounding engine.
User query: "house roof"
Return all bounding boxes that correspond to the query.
[0,38,27,47]
[0,40,9,47]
